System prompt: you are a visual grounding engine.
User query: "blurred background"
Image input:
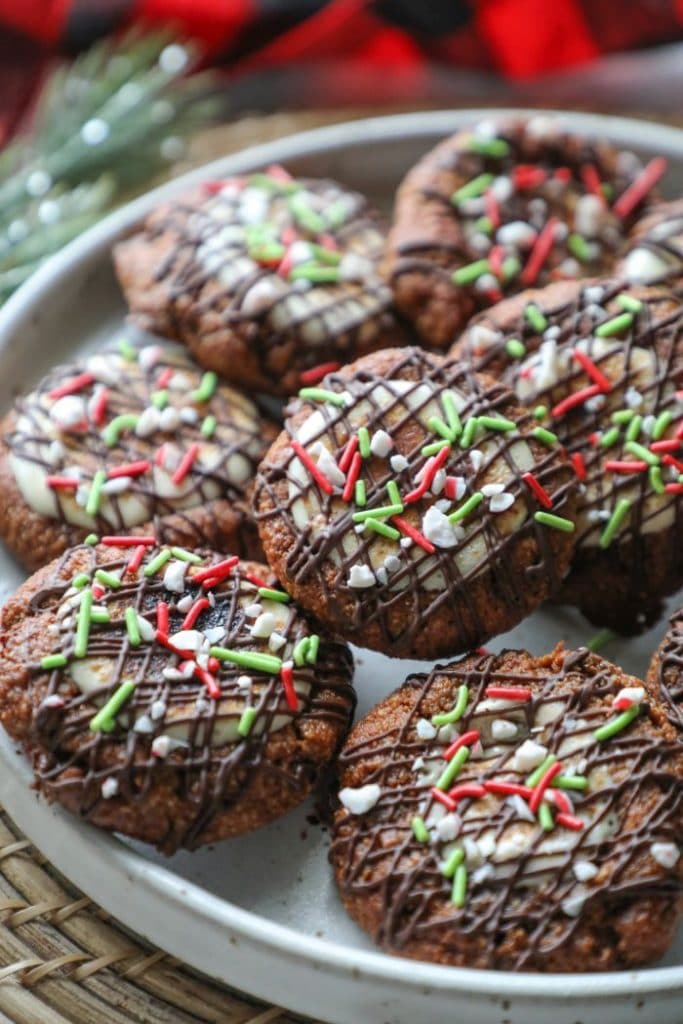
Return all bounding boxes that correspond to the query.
[0,0,681,304]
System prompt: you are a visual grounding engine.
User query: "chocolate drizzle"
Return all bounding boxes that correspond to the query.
[331,647,683,971]
[652,607,683,733]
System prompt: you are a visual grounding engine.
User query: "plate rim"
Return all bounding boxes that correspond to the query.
[0,107,682,1005]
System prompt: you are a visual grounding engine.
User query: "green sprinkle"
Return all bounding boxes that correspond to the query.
[624,441,658,466]
[192,370,218,404]
[86,470,106,518]
[358,426,371,459]
[616,293,643,313]
[653,410,673,441]
[258,587,290,603]
[477,415,516,432]
[411,816,430,844]
[422,440,450,457]
[533,405,548,421]
[366,518,401,541]
[442,392,462,438]
[459,417,479,449]
[386,480,402,506]
[526,754,557,789]
[352,504,404,523]
[468,136,510,158]
[451,864,468,908]
[103,413,139,447]
[428,416,456,442]
[567,233,592,263]
[600,426,621,449]
[311,243,342,266]
[325,197,350,228]
[248,172,299,194]
[432,684,469,727]
[601,183,614,199]
[143,548,171,577]
[595,312,633,338]
[306,635,320,664]
[505,338,526,359]
[538,802,555,831]
[625,415,643,443]
[150,389,168,410]
[210,648,282,674]
[125,607,141,647]
[84,533,98,546]
[170,547,203,564]
[249,242,286,263]
[237,706,258,737]
[72,573,90,590]
[524,304,548,334]
[288,193,325,234]
[435,746,470,791]
[89,680,136,733]
[453,259,490,286]
[94,569,121,590]
[440,846,465,879]
[599,498,631,549]
[532,427,558,447]
[474,216,493,235]
[451,173,494,204]
[448,492,483,524]
[90,608,110,624]
[293,637,310,666]
[201,414,217,439]
[118,338,137,361]
[290,260,338,283]
[41,654,67,670]
[594,703,640,742]
[502,255,521,282]
[298,387,346,407]
[587,628,615,653]
[354,480,366,506]
[611,409,634,425]
[650,466,665,494]
[555,774,588,791]
[534,511,575,533]
[74,590,94,659]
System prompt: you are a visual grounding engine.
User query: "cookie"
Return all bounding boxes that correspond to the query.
[0,340,278,571]
[620,197,683,286]
[450,279,683,632]
[648,607,683,734]
[254,347,577,660]
[384,115,666,348]
[0,542,354,853]
[331,645,683,971]
[113,168,405,396]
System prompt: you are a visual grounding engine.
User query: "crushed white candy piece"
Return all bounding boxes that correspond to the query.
[370,429,393,457]
[422,506,460,549]
[491,718,517,740]
[101,778,119,799]
[468,324,501,354]
[101,476,131,495]
[149,700,166,722]
[416,717,437,740]
[41,695,65,709]
[244,602,263,619]
[561,889,587,918]
[507,794,536,823]
[168,629,203,651]
[623,247,670,284]
[133,714,154,735]
[613,686,645,708]
[137,615,155,642]
[152,735,187,758]
[347,565,376,589]
[310,442,345,487]
[163,560,187,594]
[180,406,199,424]
[138,344,165,370]
[339,784,382,815]
[51,395,86,430]
[573,860,599,882]
[624,386,643,409]
[195,696,211,713]
[412,756,425,771]
[250,612,276,639]
[47,439,65,464]
[159,406,181,432]
[477,833,496,859]
[436,813,461,842]
[431,469,447,495]
[512,739,548,772]
[481,483,505,496]
[471,864,494,885]
[651,842,679,869]
[469,449,483,472]
[269,631,287,652]
[641,414,656,436]
[237,675,252,691]
[338,252,373,281]
[86,353,120,385]
[203,625,225,645]
[489,492,515,513]
[375,567,389,586]
[390,453,408,473]
[384,555,402,573]
[176,594,193,613]
[463,836,483,867]
[400,537,413,549]
[135,406,160,438]
[494,831,530,863]
[496,220,537,250]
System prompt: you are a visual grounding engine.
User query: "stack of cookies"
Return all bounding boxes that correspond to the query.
[0,119,681,973]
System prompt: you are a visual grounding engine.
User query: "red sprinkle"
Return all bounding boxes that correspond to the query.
[125,544,147,577]
[430,788,457,812]
[484,686,533,702]
[484,780,532,799]
[404,445,451,504]
[156,602,169,634]
[572,348,612,393]
[528,761,563,814]
[203,180,226,194]
[339,436,359,474]
[193,557,239,584]
[155,630,194,660]
[483,287,503,304]
[280,663,299,711]
[208,657,220,674]
[154,444,167,468]
[391,516,435,554]
[547,788,573,814]
[447,783,486,803]
[280,225,298,247]
[514,164,547,190]
[266,163,292,183]
[443,730,481,762]
[613,157,668,220]
[588,432,601,447]
[650,439,680,453]
[156,367,174,389]
[613,696,635,711]
[663,454,683,473]
[92,584,105,601]
[244,571,269,588]
[342,451,363,503]
[571,452,587,481]
[172,442,200,486]
[46,475,79,490]
[665,483,683,494]
[48,372,94,400]
[299,361,342,386]
[677,422,683,440]
[488,244,505,280]
[181,597,210,631]
[551,384,601,419]
[556,812,585,832]
[580,163,605,204]
[554,167,572,183]
[291,439,334,495]
[90,387,109,425]
[484,188,500,229]
[194,665,221,699]
[107,460,151,480]
[604,460,648,474]
[521,217,558,286]
[102,535,155,547]
[522,471,553,509]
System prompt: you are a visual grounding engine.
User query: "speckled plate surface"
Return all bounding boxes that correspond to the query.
[0,110,681,1024]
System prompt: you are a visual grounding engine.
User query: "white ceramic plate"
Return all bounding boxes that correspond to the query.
[0,110,681,1024]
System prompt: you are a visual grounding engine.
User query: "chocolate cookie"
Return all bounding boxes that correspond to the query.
[620,198,683,286]
[385,115,666,347]
[0,542,354,852]
[0,340,278,571]
[450,279,683,632]
[254,347,577,660]
[114,168,405,396]
[331,645,683,971]
[648,607,683,734]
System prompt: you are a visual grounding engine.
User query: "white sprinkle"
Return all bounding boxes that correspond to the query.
[573,860,599,882]
[400,537,413,549]
[416,717,437,740]
[512,739,548,772]
[584,394,606,413]
[244,603,263,619]
[347,565,376,589]
[489,492,515,513]
[195,695,211,713]
[421,505,460,549]
[390,453,409,473]
[133,714,154,735]
[339,784,382,815]
[491,718,517,740]
[651,842,679,869]
[135,406,161,438]
[150,700,167,721]
[384,555,401,573]
[469,449,483,472]
[241,277,287,315]
[180,406,199,424]
[436,813,461,842]
[101,778,119,799]
[370,429,393,458]
[613,686,645,708]
[237,675,252,691]
[250,612,276,639]
[163,560,187,594]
